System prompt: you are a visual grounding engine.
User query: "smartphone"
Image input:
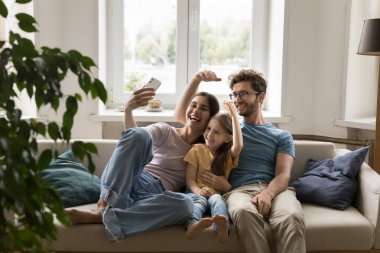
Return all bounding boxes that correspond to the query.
[142,77,161,91]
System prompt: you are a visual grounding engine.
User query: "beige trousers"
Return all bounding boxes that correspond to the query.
[225,183,306,253]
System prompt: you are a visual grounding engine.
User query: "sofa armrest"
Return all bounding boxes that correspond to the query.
[356,162,380,249]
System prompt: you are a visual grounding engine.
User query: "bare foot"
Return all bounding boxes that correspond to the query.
[66,209,103,225]
[185,217,213,240]
[214,215,229,243]
[97,198,107,210]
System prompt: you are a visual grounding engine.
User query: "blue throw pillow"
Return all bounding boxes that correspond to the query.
[290,146,369,210]
[41,149,101,208]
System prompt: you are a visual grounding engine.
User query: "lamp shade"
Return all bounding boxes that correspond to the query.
[358,18,380,56]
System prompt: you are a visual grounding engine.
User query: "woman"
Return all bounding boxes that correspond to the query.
[68,71,221,241]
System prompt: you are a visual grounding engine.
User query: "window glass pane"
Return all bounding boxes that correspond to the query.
[198,0,252,94]
[124,0,176,93]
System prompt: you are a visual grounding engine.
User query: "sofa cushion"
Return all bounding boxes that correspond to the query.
[291,147,368,210]
[41,150,101,208]
[303,204,374,250]
[54,204,245,252]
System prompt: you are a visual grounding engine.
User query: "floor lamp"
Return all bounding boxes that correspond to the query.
[357,18,380,173]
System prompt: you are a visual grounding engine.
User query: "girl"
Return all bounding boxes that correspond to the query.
[184,101,243,243]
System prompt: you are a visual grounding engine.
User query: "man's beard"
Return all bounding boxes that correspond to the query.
[237,102,259,117]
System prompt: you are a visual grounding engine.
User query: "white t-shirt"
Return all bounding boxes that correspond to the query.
[144,122,192,192]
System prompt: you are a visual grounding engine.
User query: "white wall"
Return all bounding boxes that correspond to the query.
[34,0,102,139]
[32,0,378,139]
[345,0,380,119]
[280,0,379,138]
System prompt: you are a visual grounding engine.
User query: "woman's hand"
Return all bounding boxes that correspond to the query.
[124,87,156,112]
[123,87,156,130]
[199,171,232,194]
[174,69,221,124]
[193,70,222,83]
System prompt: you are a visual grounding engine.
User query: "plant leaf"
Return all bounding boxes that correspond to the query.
[0,0,8,18]
[16,0,32,3]
[81,56,96,70]
[47,122,61,141]
[15,13,38,33]
[37,149,52,171]
[93,78,107,103]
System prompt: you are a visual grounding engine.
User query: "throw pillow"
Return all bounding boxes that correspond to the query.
[290,146,369,210]
[41,149,101,208]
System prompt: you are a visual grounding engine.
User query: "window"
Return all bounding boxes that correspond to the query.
[105,0,271,109]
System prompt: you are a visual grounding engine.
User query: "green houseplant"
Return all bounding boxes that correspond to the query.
[0,0,107,251]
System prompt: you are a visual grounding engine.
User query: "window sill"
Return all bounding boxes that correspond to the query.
[91,108,292,123]
[334,117,375,131]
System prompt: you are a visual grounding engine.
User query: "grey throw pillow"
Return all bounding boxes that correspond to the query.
[41,149,101,208]
[290,146,369,210]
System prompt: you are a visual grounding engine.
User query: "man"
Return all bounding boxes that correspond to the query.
[175,69,306,253]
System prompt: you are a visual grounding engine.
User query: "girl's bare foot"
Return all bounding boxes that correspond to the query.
[66,209,103,225]
[214,215,229,243]
[185,217,213,240]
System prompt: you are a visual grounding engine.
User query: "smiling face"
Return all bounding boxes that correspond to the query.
[185,95,212,133]
[232,81,262,117]
[204,117,232,154]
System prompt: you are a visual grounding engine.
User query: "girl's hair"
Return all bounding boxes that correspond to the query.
[191,92,220,144]
[210,112,233,176]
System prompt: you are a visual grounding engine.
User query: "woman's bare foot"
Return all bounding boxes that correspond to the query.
[66,209,103,225]
[185,218,213,240]
[214,215,229,243]
[97,198,107,210]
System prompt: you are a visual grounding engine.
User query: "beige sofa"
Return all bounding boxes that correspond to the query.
[37,139,380,253]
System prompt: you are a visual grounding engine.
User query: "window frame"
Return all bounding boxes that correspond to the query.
[105,0,270,110]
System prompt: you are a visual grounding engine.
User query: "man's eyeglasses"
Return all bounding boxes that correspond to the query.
[229,91,259,100]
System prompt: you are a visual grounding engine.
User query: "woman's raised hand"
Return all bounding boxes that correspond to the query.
[193,70,222,83]
[124,87,156,112]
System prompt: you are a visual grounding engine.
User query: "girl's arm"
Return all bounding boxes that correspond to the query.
[174,70,221,125]
[224,101,243,158]
[186,164,202,194]
[123,88,156,130]
[186,164,213,197]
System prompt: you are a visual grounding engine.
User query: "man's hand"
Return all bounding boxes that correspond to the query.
[251,190,273,218]
[199,171,232,194]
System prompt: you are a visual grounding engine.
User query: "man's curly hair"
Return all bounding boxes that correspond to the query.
[228,69,267,93]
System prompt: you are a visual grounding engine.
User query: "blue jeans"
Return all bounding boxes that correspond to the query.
[186,192,231,233]
[100,128,193,241]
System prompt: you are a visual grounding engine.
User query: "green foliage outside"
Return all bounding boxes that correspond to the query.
[0,0,107,252]
[124,71,146,92]
[126,19,250,67]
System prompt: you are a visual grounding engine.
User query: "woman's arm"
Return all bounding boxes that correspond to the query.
[224,101,243,158]
[174,70,222,125]
[123,88,156,130]
[198,171,232,194]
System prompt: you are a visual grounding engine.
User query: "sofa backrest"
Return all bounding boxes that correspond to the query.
[290,140,336,184]
[37,139,338,183]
